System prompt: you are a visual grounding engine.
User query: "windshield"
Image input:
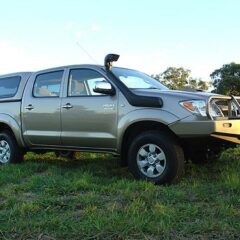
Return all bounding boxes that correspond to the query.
[112,68,168,90]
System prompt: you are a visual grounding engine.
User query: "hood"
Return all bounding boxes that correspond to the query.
[132,88,223,101]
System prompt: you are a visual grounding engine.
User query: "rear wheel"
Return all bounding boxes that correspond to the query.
[0,131,23,164]
[128,130,184,184]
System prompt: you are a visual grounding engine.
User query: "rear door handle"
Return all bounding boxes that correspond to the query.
[62,103,73,109]
[25,104,34,110]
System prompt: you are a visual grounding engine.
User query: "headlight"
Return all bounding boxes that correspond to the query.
[180,100,207,116]
[209,102,223,117]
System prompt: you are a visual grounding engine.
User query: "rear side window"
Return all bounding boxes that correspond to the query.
[0,76,21,98]
[33,71,63,97]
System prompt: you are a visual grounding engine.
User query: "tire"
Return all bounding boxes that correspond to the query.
[0,131,23,164]
[128,130,184,184]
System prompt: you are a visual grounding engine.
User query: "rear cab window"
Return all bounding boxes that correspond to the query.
[0,76,21,98]
[33,71,63,97]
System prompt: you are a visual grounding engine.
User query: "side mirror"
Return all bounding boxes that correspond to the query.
[93,81,116,95]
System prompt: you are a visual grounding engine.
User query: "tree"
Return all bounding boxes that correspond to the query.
[210,63,240,95]
[197,80,209,91]
[152,67,209,91]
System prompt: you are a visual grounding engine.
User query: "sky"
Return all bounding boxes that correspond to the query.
[0,0,240,82]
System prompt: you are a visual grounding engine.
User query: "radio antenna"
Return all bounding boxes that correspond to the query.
[76,41,98,64]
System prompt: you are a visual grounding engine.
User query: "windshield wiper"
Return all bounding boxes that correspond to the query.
[148,87,157,89]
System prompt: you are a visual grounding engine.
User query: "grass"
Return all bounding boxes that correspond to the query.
[0,149,239,240]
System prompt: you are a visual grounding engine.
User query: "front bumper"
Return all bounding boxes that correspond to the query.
[169,117,240,144]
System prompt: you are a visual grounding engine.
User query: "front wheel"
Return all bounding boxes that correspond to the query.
[0,131,23,164]
[128,131,184,184]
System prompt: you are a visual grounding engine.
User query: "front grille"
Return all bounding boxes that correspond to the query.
[208,96,240,120]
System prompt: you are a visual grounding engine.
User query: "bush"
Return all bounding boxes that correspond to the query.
[219,147,240,190]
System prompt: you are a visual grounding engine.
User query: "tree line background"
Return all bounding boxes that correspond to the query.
[152,62,240,95]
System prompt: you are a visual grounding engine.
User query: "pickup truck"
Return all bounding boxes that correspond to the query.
[0,54,240,184]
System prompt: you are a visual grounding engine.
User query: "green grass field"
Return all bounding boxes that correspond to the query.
[0,148,239,240]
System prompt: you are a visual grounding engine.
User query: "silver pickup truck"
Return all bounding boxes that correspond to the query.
[0,54,240,184]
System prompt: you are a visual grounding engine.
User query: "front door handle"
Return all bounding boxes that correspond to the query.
[62,103,73,109]
[25,104,34,110]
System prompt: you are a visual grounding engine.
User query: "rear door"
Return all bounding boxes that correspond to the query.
[60,67,118,150]
[22,69,65,146]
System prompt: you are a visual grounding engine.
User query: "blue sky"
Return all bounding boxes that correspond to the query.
[0,0,240,82]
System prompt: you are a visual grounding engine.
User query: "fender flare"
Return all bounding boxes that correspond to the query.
[117,109,179,152]
[0,114,26,147]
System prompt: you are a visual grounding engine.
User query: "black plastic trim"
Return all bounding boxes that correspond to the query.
[0,99,21,103]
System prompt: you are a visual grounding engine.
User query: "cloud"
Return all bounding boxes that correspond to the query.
[63,22,101,43]
[74,31,84,40]
[74,24,101,42]
[90,24,101,32]
[0,40,63,74]
[64,22,75,31]
[0,40,215,83]
[0,40,32,74]
[0,41,21,56]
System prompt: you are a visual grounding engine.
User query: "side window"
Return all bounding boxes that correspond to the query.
[33,71,63,97]
[68,69,107,96]
[0,76,21,98]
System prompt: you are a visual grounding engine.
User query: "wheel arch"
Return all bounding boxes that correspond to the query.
[119,120,180,166]
[0,114,25,148]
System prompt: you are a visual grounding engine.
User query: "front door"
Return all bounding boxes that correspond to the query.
[61,68,118,150]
